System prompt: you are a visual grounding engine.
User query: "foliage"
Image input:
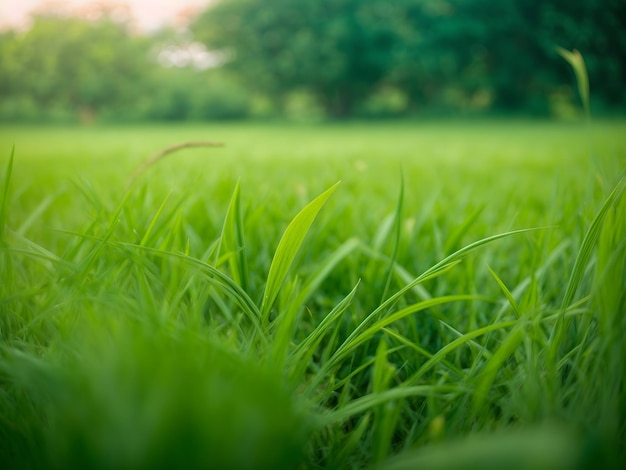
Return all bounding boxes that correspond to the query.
[191,0,626,117]
[0,14,250,123]
[0,14,149,122]
[1,0,625,121]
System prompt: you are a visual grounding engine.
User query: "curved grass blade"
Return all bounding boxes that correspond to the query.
[444,205,485,254]
[323,385,463,424]
[406,320,518,385]
[556,46,590,119]
[488,265,521,319]
[350,227,544,346]
[326,294,483,373]
[288,281,360,380]
[560,178,624,310]
[260,182,340,323]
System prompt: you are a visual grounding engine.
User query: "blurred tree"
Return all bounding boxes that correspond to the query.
[1,0,624,121]
[191,0,417,117]
[1,12,150,121]
[192,0,626,118]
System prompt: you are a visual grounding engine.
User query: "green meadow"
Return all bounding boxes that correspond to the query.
[1,120,625,469]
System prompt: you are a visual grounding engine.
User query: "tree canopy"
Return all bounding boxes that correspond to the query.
[191,0,626,117]
[1,0,624,122]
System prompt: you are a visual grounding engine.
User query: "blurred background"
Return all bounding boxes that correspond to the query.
[1,0,625,124]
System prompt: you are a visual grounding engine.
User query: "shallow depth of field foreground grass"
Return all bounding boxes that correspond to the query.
[1,121,625,469]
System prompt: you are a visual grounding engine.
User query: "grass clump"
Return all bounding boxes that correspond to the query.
[0,120,625,469]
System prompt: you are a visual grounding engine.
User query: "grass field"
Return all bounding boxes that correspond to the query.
[1,120,625,469]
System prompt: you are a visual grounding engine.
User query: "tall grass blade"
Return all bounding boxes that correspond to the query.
[220,182,249,290]
[260,182,339,323]
[139,191,172,245]
[371,339,398,462]
[559,178,624,310]
[380,177,404,304]
[556,46,590,120]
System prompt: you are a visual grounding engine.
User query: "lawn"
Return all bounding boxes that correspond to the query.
[1,120,625,469]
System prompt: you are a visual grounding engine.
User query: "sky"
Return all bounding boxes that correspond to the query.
[0,0,214,31]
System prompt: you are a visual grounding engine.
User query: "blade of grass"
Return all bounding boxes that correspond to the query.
[560,178,624,310]
[471,323,525,412]
[326,294,484,374]
[488,265,521,319]
[219,181,249,291]
[260,182,340,323]
[380,177,404,304]
[371,339,399,462]
[139,191,172,246]
[549,178,624,363]
[444,205,484,254]
[406,320,518,384]
[323,385,464,424]
[556,46,590,120]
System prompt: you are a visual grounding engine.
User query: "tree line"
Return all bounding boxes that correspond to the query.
[1,0,624,123]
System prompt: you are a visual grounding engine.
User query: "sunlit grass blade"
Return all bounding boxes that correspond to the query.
[260,182,340,323]
[556,46,590,119]
[219,181,249,290]
[16,192,58,237]
[139,191,172,245]
[488,265,521,318]
[5,229,77,272]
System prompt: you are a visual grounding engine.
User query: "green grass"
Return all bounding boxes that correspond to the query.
[1,120,625,469]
